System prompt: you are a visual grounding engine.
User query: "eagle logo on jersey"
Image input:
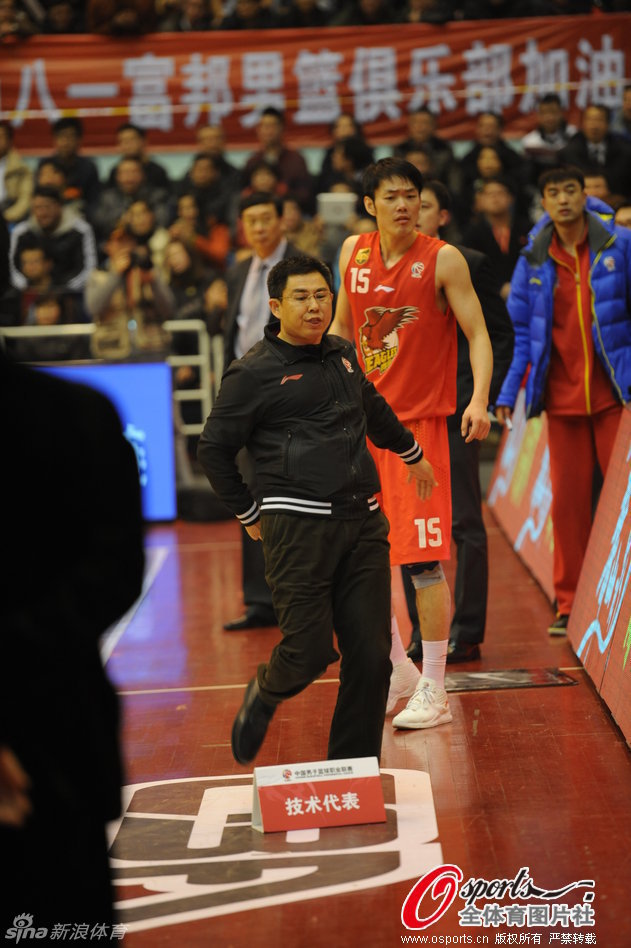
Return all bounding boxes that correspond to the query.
[359,305,419,375]
[355,247,371,265]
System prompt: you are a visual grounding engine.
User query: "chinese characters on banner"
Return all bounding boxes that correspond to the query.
[0,15,628,150]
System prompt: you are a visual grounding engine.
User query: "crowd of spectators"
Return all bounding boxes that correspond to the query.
[2,89,631,374]
[0,0,628,41]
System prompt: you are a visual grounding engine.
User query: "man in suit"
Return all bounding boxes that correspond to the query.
[0,351,145,929]
[559,104,631,199]
[222,192,299,630]
[410,179,514,663]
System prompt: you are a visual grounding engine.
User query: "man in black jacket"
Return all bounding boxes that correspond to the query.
[414,180,514,663]
[198,254,435,765]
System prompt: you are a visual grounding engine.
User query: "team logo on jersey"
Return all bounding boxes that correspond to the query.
[411,262,425,278]
[359,305,419,375]
[374,284,395,293]
[341,357,354,373]
[603,255,616,272]
[355,247,371,265]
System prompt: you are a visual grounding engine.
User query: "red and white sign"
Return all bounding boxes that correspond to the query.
[252,756,386,833]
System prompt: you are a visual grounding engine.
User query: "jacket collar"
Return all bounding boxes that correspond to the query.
[263,323,347,365]
[526,208,615,267]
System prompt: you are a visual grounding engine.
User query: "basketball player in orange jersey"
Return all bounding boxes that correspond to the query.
[330,158,493,728]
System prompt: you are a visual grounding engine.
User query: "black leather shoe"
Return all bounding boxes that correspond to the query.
[231,678,276,765]
[223,608,277,631]
[406,641,423,662]
[447,641,481,664]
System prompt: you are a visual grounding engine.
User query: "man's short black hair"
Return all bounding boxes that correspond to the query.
[18,234,48,256]
[117,122,145,137]
[33,185,63,203]
[260,106,285,124]
[267,254,333,301]
[538,93,563,108]
[538,165,585,195]
[238,191,283,218]
[481,174,516,198]
[52,117,83,137]
[584,102,610,122]
[422,178,452,213]
[362,157,424,201]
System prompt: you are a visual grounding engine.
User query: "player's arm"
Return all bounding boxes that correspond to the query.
[437,244,493,443]
[328,236,357,341]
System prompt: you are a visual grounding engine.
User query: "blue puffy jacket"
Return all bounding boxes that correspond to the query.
[496,198,631,418]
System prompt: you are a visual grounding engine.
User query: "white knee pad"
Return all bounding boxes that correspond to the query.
[410,562,445,589]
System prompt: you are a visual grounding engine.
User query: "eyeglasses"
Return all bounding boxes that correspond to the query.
[281,290,332,305]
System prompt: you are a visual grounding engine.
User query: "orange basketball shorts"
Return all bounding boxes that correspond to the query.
[369,416,452,566]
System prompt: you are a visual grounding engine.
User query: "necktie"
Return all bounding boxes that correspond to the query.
[239,262,268,356]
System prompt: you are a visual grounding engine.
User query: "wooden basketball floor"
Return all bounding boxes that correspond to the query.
[105,509,631,947]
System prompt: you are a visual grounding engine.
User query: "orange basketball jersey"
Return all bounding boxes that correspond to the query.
[343,230,457,421]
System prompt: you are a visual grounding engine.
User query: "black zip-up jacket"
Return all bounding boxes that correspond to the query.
[198,324,422,524]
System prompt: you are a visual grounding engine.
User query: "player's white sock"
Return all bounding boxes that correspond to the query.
[420,639,448,689]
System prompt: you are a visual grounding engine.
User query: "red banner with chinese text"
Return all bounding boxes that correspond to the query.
[0,14,628,153]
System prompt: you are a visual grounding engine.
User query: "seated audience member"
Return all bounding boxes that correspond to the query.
[3,238,84,326]
[614,203,631,230]
[38,118,101,218]
[10,186,97,294]
[85,225,174,359]
[158,0,212,29]
[281,195,325,260]
[462,177,531,301]
[0,121,33,225]
[0,0,38,40]
[521,94,577,184]
[86,0,156,33]
[317,136,372,196]
[121,198,171,277]
[611,84,631,142]
[316,113,374,193]
[93,156,170,243]
[331,0,396,25]
[241,107,313,213]
[44,2,85,32]
[8,292,90,363]
[583,169,615,206]
[275,0,331,27]
[559,104,631,199]
[397,0,454,22]
[195,124,241,191]
[394,108,455,185]
[178,152,232,228]
[218,0,277,28]
[106,123,171,192]
[164,238,220,425]
[36,159,82,219]
[458,111,530,222]
[457,0,534,14]
[170,191,231,271]
[458,143,530,225]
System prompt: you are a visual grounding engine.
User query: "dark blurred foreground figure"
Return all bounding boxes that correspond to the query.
[0,352,145,931]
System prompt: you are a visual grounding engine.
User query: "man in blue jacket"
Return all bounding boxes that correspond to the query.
[495,166,631,634]
[198,254,436,765]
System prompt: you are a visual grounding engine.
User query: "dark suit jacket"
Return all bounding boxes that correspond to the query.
[223,240,299,368]
[454,245,515,417]
[461,215,531,289]
[559,131,631,196]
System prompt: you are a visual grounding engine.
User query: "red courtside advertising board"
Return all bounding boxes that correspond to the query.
[568,406,631,744]
[487,389,555,603]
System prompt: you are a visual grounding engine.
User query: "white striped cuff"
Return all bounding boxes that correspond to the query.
[398,441,423,464]
[237,501,261,525]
